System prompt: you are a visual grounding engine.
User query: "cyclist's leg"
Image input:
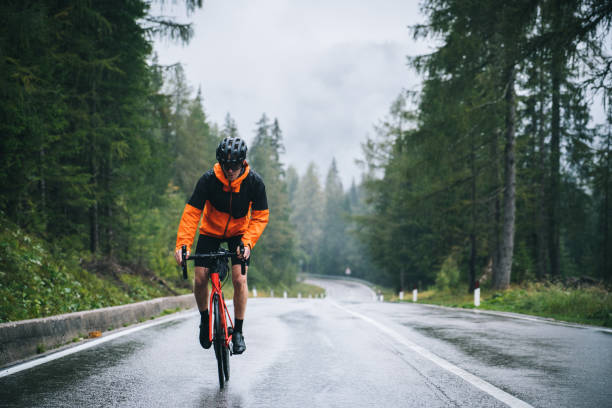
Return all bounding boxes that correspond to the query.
[228,236,249,354]
[195,267,212,349]
[193,266,210,311]
[230,263,248,319]
[230,263,248,354]
[194,234,222,309]
[227,236,250,320]
[194,235,221,349]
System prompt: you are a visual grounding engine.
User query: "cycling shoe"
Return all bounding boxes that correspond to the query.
[232,331,246,354]
[199,322,212,349]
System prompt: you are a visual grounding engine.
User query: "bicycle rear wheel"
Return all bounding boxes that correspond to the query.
[213,295,225,388]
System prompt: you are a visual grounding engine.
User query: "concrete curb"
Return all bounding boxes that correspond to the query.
[0,294,196,367]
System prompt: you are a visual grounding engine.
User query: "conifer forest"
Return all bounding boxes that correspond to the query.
[1,1,611,322]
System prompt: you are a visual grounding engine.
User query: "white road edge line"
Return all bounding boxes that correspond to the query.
[330,300,534,408]
[0,308,200,378]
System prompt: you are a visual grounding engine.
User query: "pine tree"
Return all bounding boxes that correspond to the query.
[290,163,324,274]
[318,159,347,276]
[247,115,297,286]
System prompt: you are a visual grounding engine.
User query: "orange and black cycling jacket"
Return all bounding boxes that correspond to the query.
[175,162,269,251]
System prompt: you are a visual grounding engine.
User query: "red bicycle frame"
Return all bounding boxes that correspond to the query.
[181,244,246,349]
[209,271,234,348]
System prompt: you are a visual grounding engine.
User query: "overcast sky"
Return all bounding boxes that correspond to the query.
[152,0,432,187]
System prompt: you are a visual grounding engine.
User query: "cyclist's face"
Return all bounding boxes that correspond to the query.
[224,165,241,181]
[222,154,242,181]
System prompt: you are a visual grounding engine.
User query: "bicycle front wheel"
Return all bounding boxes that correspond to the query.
[222,338,230,381]
[213,294,225,389]
[222,295,230,381]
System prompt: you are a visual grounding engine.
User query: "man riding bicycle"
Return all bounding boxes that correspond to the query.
[174,137,269,354]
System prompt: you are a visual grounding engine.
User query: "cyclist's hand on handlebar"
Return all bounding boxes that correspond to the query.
[175,248,189,265]
[237,244,250,260]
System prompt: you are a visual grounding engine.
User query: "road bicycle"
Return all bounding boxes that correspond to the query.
[180,244,246,389]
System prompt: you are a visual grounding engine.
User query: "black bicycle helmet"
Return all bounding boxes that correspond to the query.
[216,137,247,164]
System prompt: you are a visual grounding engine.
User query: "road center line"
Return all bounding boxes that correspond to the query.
[0,309,200,378]
[330,301,534,408]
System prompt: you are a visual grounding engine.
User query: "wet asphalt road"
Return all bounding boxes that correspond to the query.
[1,278,611,407]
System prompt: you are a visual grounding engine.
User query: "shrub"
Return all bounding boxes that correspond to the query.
[435,252,461,291]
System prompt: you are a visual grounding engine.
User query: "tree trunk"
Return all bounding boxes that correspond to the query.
[604,131,610,280]
[488,123,501,283]
[89,77,99,255]
[107,204,113,258]
[548,9,562,277]
[90,200,99,254]
[536,57,548,279]
[90,148,99,254]
[494,66,517,290]
[39,147,46,227]
[488,139,500,276]
[469,132,477,292]
[105,150,113,258]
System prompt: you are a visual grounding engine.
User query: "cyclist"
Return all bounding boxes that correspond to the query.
[174,137,269,354]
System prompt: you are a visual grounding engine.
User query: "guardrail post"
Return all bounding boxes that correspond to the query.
[298,292,301,299]
[270,289,274,297]
[474,280,480,307]
[399,291,404,300]
[283,291,287,299]
[412,288,418,302]
[252,287,257,297]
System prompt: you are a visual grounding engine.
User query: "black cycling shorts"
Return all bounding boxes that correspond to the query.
[194,234,251,269]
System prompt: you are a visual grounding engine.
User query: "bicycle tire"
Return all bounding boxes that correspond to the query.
[222,337,230,381]
[222,294,230,381]
[213,294,225,388]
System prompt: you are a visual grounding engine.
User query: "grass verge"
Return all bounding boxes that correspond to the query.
[405,282,612,328]
[0,216,189,323]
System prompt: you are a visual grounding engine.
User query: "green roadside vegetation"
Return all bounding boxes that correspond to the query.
[0,215,325,323]
[0,216,190,323]
[392,283,612,328]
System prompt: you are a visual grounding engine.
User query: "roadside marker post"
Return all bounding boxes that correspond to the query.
[474,280,481,307]
[252,287,257,297]
[399,291,404,300]
[283,291,287,299]
[412,288,418,302]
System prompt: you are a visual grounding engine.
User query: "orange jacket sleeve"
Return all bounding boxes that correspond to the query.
[175,203,202,251]
[242,208,269,249]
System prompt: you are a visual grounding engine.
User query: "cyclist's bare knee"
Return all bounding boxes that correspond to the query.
[194,267,209,287]
[231,265,247,288]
